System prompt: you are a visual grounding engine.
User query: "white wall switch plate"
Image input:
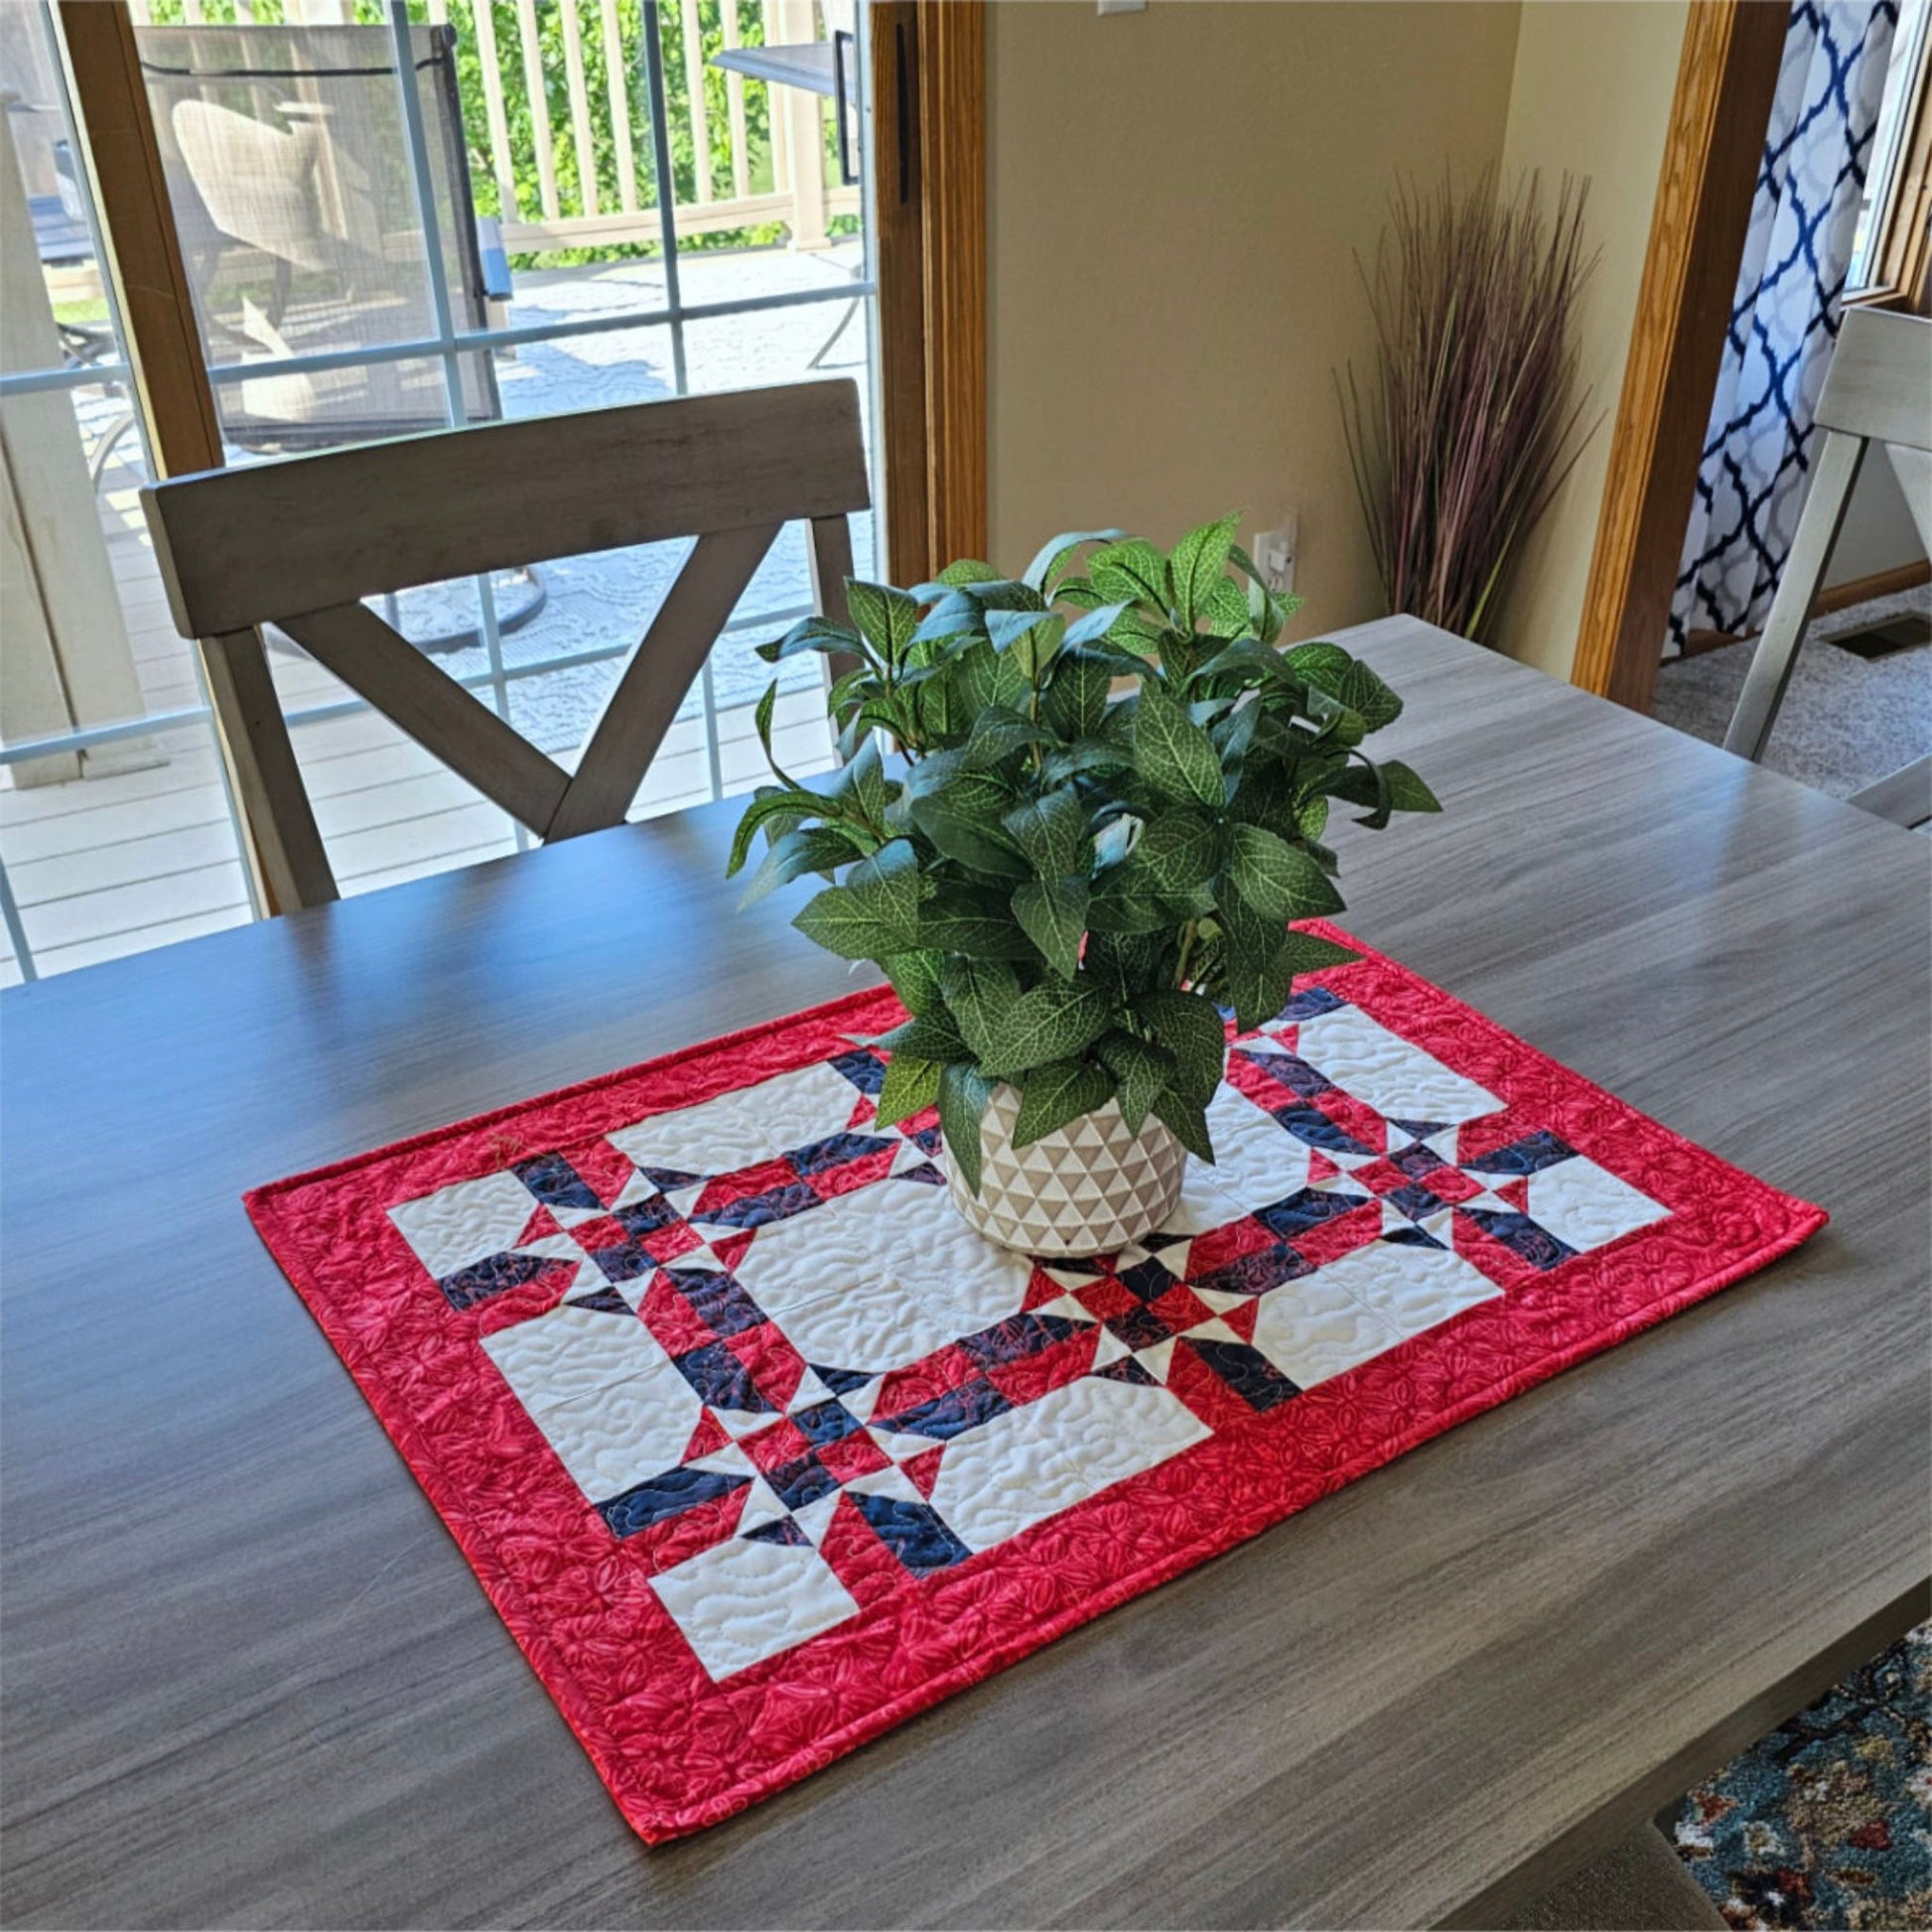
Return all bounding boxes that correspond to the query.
[1251,516,1299,596]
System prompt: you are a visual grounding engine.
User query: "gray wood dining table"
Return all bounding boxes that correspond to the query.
[3,617,1926,1930]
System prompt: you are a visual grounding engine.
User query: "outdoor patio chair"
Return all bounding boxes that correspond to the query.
[1724,306,1932,829]
[138,380,868,912]
[134,21,507,453]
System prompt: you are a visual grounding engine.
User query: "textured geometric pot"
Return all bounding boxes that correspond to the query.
[943,1081,1188,1257]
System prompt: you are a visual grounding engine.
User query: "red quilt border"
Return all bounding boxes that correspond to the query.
[245,921,1827,1842]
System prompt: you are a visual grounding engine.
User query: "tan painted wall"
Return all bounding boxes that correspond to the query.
[985,0,1523,637]
[1487,1,1691,677]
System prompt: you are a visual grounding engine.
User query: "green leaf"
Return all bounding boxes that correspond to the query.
[1000,786,1089,879]
[953,639,1002,714]
[1345,756,1394,830]
[1339,658,1402,731]
[752,681,799,792]
[1085,928,1167,1004]
[936,558,1004,587]
[1196,575,1252,637]
[1061,601,1133,649]
[882,947,949,1020]
[1012,1056,1116,1149]
[904,757,1029,877]
[1219,895,1298,1032]
[1151,1084,1214,1162]
[939,956,1022,1061]
[1022,527,1127,593]
[875,1051,942,1131]
[1382,760,1442,813]
[832,734,896,829]
[1040,653,1113,741]
[963,705,1052,771]
[917,901,1042,960]
[1227,823,1345,921]
[1283,639,1353,691]
[914,590,988,644]
[978,982,1116,1079]
[1169,512,1240,630]
[992,648,1035,715]
[1133,686,1226,809]
[1095,1030,1176,1134]
[1086,867,1179,933]
[1040,737,1130,787]
[1133,989,1227,1105]
[846,581,921,669]
[757,614,863,664]
[1190,636,1291,691]
[728,786,836,877]
[1088,538,1173,614]
[738,823,869,907]
[958,578,1046,612]
[877,1012,971,1062]
[985,609,1064,680]
[937,1060,995,1196]
[1280,929,1362,979]
[1012,874,1089,980]
[1122,807,1221,897]
[791,839,922,959]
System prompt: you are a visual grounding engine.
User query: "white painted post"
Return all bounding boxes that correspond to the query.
[772,0,827,247]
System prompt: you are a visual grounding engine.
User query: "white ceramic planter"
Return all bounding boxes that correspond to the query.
[944,1081,1187,1257]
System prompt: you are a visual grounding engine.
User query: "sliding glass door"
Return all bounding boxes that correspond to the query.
[0,0,882,976]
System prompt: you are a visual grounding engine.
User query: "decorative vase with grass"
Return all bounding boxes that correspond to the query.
[730,517,1441,1256]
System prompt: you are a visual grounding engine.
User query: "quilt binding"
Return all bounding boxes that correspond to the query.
[244,919,1828,1842]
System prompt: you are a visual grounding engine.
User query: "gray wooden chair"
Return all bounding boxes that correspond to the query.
[140,379,867,910]
[1724,307,1932,829]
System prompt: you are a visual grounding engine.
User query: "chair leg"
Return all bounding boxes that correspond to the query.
[1723,431,1864,762]
[201,627,338,911]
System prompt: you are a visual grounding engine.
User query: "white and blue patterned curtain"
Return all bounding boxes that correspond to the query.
[1667,0,1898,654]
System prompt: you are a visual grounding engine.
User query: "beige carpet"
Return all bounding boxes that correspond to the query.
[1651,584,1930,801]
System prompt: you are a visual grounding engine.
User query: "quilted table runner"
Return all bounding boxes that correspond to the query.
[247,923,1824,1843]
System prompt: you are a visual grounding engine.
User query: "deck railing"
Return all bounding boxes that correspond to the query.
[124,0,859,254]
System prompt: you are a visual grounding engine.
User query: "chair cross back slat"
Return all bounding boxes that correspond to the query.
[1721,310,1932,830]
[141,380,869,910]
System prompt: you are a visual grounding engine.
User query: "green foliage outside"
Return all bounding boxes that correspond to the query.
[729,520,1443,1191]
[137,0,845,267]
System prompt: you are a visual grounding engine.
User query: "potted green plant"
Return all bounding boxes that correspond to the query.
[729,516,1440,1256]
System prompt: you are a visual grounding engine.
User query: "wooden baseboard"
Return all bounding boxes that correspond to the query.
[1671,560,1930,659]
[1813,558,1931,615]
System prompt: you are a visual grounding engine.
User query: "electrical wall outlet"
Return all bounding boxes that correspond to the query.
[1251,517,1298,597]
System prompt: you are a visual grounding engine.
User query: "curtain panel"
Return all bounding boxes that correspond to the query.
[1667,0,1899,656]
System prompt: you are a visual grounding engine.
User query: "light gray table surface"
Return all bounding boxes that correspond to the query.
[3,617,1926,1929]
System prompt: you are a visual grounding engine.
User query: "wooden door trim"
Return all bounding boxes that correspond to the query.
[873,0,986,585]
[1571,1,1788,712]
[56,4,220,472]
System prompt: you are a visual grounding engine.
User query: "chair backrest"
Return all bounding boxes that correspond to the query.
[1721,308,1931,827]
[141,379,869,910]
[136,21,498,448]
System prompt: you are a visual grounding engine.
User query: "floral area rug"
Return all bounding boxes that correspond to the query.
[1671,1623,1931,1928]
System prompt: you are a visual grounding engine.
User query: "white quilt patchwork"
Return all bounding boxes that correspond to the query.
[379,989,1671,1683]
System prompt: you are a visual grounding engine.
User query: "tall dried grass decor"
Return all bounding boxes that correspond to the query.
[1340,172,1599,646]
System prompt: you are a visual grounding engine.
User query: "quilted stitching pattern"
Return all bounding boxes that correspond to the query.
[246,920,1826,1844]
